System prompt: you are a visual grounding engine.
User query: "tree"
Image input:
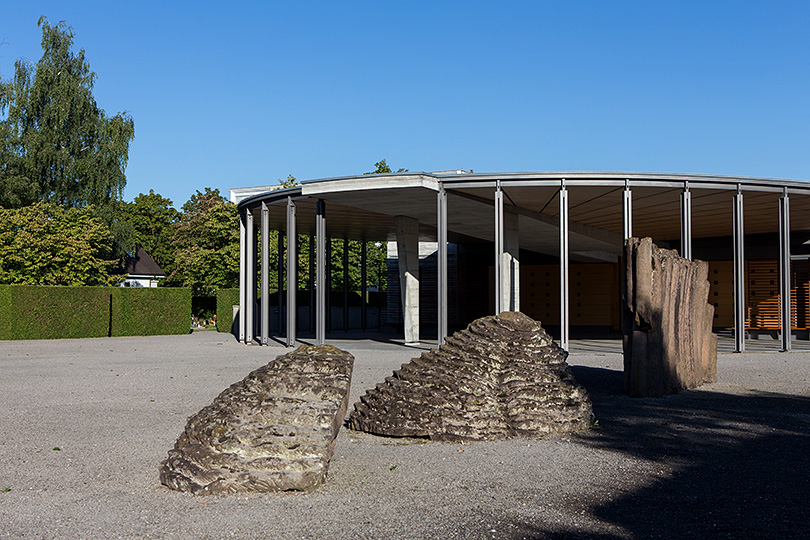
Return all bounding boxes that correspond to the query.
[277,174,298,189]
[120,190,180,271]
[364,159,407,175]
[166,188,239,296]
[0,201,117,285]
[0,17,134,209]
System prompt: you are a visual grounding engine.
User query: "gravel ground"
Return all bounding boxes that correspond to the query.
[1,332,808,539]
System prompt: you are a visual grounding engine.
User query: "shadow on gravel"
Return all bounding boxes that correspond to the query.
[511,366,810,540]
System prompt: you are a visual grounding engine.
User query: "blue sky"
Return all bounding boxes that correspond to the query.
[2,1,809,208]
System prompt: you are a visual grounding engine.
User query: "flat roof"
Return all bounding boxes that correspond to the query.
[233,171,810,258]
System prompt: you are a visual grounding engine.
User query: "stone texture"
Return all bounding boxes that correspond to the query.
[623,237,717,397]
[347,312,593,441]
[160,344,354,494]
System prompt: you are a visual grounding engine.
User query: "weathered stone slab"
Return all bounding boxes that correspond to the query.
[623,237,717,397]
[160,344,354,494]
[347,312,593,441]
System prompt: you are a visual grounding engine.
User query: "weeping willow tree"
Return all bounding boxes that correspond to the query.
[0,17,134,209]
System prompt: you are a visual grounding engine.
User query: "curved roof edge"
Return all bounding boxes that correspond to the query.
[235,170,810,210]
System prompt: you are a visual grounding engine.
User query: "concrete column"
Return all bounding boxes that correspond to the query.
[501,210,520,312]
[396,215,420,343]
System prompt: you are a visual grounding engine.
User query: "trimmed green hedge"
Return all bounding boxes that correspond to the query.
[216,288,240,334]
[110,287,191,337]
[0,285,111,340]
[0,285,191,340]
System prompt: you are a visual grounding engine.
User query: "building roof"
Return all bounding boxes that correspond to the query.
[232,171,810,260]
[123,246,166,277]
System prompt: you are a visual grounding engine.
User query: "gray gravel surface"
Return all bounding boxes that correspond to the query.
[1,332,808,539]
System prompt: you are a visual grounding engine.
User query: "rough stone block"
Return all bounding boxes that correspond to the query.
[160,344,354,494]
[347,312,593,441]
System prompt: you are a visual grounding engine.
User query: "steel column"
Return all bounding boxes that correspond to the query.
[286,196,297,347]
[277,231,284,335]
[361,241,367,331]
[733,188,746,352]
[437,185,448,344]
[494,182,504,314]
[309,234,315,333]
[623,181,633,240]
[560,182,569,352]
[779,189,791,351]
[238,210,246,342]
[261,203,270,345]
[315,200,327,345]
[245,209,255,344]
[680,183,692,260]
[343,239,349,332]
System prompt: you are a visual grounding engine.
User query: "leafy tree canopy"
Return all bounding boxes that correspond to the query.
[0,17,134,209]
[119,190,180,271]
[0,201,117,285]
[365,159,407,175]
[167,188,239,296]
[276,174,298,189]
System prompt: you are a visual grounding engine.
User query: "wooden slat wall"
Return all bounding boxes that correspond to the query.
[706,259,809,331]
[520,264,618,328]
[512,259,810,331]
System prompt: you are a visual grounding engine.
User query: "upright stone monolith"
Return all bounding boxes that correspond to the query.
[623,237,717,397]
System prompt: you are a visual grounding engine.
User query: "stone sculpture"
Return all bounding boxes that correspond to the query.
[623,237,717,397]
[347,311,593,440]
[160,344,354,494]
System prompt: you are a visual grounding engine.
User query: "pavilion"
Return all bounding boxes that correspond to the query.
[231,171,810,353]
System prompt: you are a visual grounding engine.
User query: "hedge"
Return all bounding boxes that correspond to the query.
[216,288,240,334]
[110,287,191,337]
[0,285,191,340]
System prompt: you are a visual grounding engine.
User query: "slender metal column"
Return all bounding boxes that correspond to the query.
[560,181,569,351]
[680,182,692,260]
[238,210,246,342]
[779,188,791,351]
[260,203,270,345]
[286,196,297,347]
[343,239,349,332]
[733,188,746,352]
[309,234,315,333]
[315,200,327,345]
[494,182,504,314]
[276,231,283,334]
[361,241,367,331]
[623,180,633,240]
[245,209,255,344]
[437,186,448,345]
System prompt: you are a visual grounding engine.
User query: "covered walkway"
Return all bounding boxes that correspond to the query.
[232,171,810,353]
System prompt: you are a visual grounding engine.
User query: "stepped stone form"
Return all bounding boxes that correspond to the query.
[160,344,354,494]
[347,311,593,441]
[623,237,717,397]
